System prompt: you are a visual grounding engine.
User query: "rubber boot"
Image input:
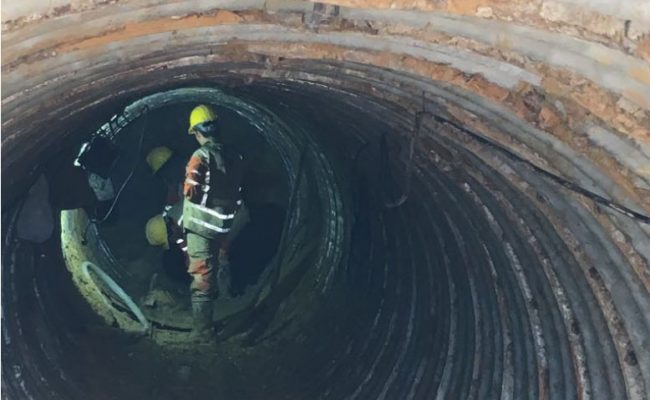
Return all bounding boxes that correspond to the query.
[191,299,214,343]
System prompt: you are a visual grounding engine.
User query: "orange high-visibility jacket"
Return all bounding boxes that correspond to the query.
[182,141,244,238]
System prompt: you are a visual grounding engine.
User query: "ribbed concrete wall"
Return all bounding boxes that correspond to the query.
[2,1,649,399]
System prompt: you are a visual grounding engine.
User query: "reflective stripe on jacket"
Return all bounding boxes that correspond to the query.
[182,141,244,238]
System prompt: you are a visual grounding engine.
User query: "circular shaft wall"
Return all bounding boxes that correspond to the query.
[2,1,650,399]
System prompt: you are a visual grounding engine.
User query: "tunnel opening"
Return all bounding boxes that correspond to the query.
[61,93,292,338]
[2,2,650,400]
[58,87,344,344]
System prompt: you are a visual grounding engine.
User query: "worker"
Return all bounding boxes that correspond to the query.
[144,143,249,294]
[145,202,190,282]
[183,104,245,340]
[145,202,186,252]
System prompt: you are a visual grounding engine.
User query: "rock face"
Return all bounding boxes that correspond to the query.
[2,1,649,399]
[16,175,54,243]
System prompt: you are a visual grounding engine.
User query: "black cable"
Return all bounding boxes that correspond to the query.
[383,91,427,209]
[82,112,149,245]
[384,110,425,209]
[434,114,650,225]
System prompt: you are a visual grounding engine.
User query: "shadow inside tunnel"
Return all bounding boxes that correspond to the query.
[229,203,286,296]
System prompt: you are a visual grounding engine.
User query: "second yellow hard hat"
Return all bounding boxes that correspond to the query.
[145,146,172,173]
[145,215,169,249]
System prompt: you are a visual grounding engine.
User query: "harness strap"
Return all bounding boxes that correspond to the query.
[200,149,211,207]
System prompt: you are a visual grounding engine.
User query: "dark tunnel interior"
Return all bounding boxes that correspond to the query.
[85,100,289,314]
[2,2,650,400]
[2,79,647,400]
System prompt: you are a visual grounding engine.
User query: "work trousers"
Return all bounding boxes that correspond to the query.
[185,205,249,300]
[186,232,224,301]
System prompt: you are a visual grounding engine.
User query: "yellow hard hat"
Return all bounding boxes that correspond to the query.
[145,215,169,249]
[188,104,218,134]
[146,146,172,173]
